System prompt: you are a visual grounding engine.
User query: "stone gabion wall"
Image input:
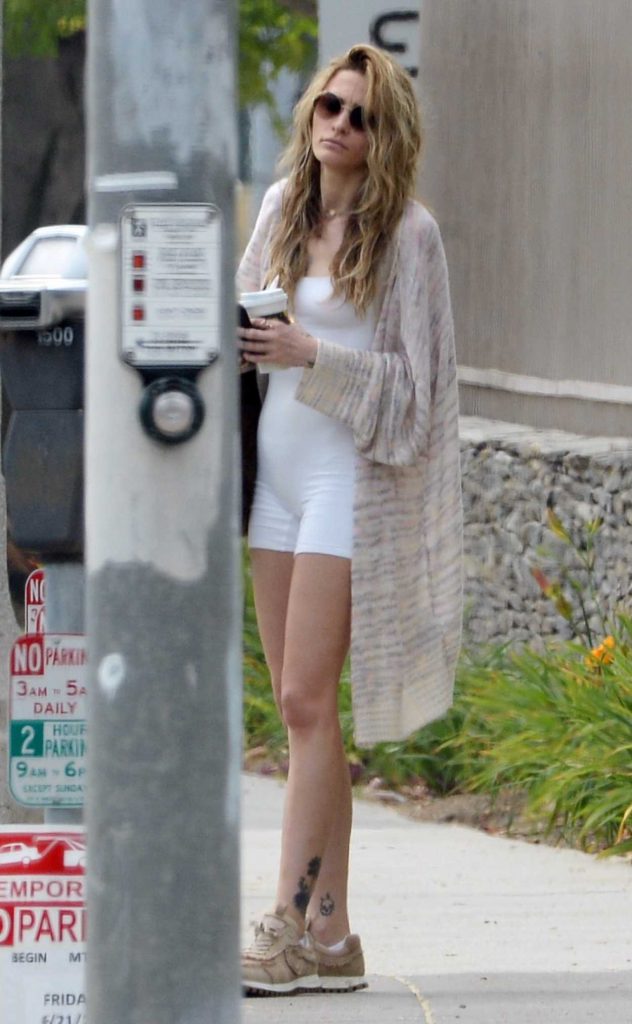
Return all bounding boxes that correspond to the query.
[460,417,632,649]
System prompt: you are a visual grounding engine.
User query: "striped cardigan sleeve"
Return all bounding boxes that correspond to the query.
[295,206,455,467]
[236,181,285,293]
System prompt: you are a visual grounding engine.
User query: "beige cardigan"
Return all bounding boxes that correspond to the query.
[238,181,463,746]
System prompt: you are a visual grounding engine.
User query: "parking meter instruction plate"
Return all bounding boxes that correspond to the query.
[120,203,221,368]
[0,825,86,1024]
[9,635,87,807]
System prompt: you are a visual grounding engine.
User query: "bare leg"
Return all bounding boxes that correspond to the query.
[250,550,352,937]
[250,548,294,710]
[306,745,353,945]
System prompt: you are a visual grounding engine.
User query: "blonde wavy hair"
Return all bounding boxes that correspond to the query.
[267,44,423,314]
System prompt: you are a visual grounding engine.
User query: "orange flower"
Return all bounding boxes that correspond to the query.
[585,636,615,669]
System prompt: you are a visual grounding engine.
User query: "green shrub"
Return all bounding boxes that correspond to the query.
[441,632,632,855]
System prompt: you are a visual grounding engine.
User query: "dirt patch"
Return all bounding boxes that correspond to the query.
[360,779,572,849]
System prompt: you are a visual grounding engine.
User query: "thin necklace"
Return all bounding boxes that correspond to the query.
[322,207,359,220]
[319,202,360,219]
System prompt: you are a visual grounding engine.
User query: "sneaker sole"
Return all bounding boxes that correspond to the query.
[318,976,368,992]
[243,973,321,997]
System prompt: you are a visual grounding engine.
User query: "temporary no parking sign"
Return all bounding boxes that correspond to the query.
[9,634,87,807]
[0,824,86,1024]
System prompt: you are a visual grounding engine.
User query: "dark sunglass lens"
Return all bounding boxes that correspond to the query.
[317,93,342,118]
[349,106,365,131]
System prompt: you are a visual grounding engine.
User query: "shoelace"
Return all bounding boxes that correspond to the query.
[249,914,286,955]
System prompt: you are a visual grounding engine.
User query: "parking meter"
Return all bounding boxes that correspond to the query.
[0,225,87,568]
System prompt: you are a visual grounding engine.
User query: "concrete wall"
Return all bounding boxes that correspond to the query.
[418,1,632,436]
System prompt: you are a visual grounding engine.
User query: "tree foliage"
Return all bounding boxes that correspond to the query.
[3,0,317,110]
[238,0,316,110]
[4,0,85,55]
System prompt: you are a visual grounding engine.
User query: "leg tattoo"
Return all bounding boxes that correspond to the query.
[320,892,335,917]
[293,856,322,914]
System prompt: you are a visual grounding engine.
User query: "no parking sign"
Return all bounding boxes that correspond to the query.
[9,633,88,807]
[25,568,46,635]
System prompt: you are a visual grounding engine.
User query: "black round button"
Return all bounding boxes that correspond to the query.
[139,377,205,444]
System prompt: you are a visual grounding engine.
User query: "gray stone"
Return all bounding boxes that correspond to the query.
[574,501,597,522]
[605,470,624,493]
[460,417,632,648]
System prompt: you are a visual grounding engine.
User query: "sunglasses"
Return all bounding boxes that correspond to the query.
[312,91,372,132]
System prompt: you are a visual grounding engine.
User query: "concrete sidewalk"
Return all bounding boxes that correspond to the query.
[241,773,632,1023]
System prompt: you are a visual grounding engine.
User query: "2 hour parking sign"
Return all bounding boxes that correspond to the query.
[9,634,87,807]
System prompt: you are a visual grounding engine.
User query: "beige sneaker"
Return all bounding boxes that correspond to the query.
[242,906,320,996]
[311,932,368,992]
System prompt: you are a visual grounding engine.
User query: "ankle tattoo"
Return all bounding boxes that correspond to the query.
[292,856,322,914]
[320,892,335,917]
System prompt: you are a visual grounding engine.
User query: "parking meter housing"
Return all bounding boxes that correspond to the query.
[0,226,87,561]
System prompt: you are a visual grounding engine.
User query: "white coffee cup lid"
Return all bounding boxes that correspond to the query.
[239,287,287,316]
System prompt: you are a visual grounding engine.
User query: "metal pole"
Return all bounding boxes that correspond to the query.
[85,3,241,1023]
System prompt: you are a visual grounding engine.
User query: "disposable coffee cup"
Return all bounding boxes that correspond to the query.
[238,287,289,373]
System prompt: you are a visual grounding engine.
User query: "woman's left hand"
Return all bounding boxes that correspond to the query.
[238,317,318,369]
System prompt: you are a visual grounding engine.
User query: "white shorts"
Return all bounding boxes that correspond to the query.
[246,276,373,562]
[248,476,354,559]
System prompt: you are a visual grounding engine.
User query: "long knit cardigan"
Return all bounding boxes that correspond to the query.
[238,181,463,747]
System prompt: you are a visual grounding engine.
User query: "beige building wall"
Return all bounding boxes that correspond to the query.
[418,0,632,436]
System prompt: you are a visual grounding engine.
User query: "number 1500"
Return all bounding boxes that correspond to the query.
[37,326,75,347]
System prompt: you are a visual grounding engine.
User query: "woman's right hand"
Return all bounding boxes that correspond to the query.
[238,317,318,369]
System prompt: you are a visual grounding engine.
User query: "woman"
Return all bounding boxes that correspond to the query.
[237,43,462,996]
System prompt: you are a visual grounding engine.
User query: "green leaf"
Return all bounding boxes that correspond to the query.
[4,0,86,56]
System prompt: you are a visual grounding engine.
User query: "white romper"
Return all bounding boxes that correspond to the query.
[248,277,376,559]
